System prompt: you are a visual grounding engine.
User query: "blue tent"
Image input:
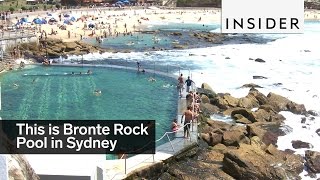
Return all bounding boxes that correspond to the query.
[16,21,23,26]
[64,14,70,18]
[64,19,71,24]
[70,17,76,21]
[33,18,42,24]
[21,17,28,22]
[41,19,47,24]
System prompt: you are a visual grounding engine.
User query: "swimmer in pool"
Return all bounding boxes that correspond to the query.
[148,77,156,82]
[94,90,102,96]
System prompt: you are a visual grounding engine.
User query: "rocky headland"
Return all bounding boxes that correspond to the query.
[126,83,320,180]
[0,130,39,180]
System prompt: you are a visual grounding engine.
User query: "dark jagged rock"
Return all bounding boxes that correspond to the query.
[316,129,320,136]
[171,32,182,36]
[273,83,283,86]
[291,140,313,149]
[253,75,267,79]
[305,150,320,174]
[241,83,263,88]
[255,58,266,63]
[307,110,319,116]
[287,101,306,115]
[301,117,307,124]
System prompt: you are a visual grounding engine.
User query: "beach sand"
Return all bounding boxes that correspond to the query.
[22,8,320,43]
[25,8,221,42]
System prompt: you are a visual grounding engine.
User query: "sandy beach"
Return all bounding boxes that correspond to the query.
[18,8,220,43]
[12,7,318,43]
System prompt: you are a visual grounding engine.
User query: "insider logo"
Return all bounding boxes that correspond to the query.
[221,0,304,33]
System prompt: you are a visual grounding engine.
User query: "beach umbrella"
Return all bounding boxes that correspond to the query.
[70,17,76,22]
[88,24,95,28]
[49,18,57,23]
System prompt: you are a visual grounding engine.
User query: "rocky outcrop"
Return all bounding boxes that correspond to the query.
[254,58,266,63]
[291,140,313,149]
[222,130,246,146]
[199,103,220,116]
[1,132,39,180]
[201,132,223,146]
[241,83,263,88]
[20,38,104,60]
[192,32,225,43]
[253,75,268,79]
[201,94,210,104]
[172,44,188,49]
[238,95,259,109]
[305,150,320,174]
[222,143,303,179]
[170,32,182,36]
[214,93,239,109]
[231,108,256,123]
[8,155,39,180]
[267,92,306,114]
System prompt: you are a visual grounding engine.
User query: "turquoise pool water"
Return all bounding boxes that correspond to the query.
[0,65,178,139]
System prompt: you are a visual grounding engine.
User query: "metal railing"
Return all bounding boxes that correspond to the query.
[110,120,197,180]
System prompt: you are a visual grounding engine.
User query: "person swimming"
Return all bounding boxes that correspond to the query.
[148,77,156,82]
[87,70,92,74]
[94,89,102,96]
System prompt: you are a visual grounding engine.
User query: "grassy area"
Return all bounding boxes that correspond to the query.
[0,0,60,12]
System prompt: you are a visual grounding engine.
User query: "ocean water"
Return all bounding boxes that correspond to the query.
[65,21,320,178]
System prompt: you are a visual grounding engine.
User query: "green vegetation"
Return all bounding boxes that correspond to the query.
[0,0,61,12]
[176,0,221,7]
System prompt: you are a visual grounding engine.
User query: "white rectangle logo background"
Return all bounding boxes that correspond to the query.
[221,0,304,33]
